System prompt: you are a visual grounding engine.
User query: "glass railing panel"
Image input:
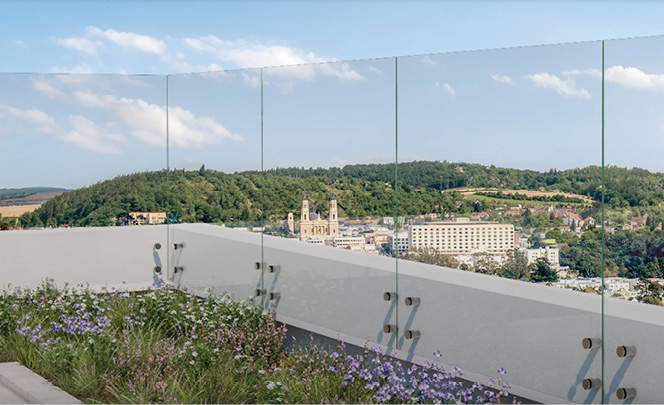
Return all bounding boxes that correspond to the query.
[0,73,168,288]
[603,36,664,404]
[262,58,398,349]
[166,69,263,300]
[397,42,603,403]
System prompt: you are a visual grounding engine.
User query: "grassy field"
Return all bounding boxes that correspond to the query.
[444,187,594,203]
[0,204,40,217]
[469,195,592,209]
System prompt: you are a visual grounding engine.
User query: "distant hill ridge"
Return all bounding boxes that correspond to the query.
[0,187,68,196]
[16,161,664,227]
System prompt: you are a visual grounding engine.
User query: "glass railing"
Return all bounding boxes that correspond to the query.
[0,73,169,286]
[603,36,664,403]
[4,36,664,403]
[166,69,263,299]
[261,58,398,346]
[398,41,603,402]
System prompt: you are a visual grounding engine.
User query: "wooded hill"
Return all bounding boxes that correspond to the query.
[17,161,664,228]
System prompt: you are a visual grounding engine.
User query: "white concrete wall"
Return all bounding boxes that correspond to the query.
[1,223,662,403]
[174,224,658,404]
[0,226,167,290]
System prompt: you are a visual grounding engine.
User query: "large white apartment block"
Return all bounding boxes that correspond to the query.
[389,231,410,255]
[408,220,514,255]
[525,246,560,268]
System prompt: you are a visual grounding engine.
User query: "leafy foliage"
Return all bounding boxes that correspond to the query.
[18,161,664,228]
[528,258,558,283]
[635,278,664,306]
[402,248,460,268]
[0,283,513,404]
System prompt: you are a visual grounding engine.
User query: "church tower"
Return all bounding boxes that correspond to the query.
[301,192,309,221]
[286,212,294,235]
[328,194,339,236]
[300,192,312,239]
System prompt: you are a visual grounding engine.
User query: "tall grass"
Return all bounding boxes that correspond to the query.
[0,282,513,404]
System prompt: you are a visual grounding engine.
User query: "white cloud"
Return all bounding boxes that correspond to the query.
[0,104,124,153]
[52,29,362,82]
[12,40,26,48]
[369,66,382,75]
[61,115,126,154]
[435,81,456,97]
[2,75,243,153]
[564,66,664,90]
[422,56,437,66]
[563,68,602,79]
[57,37,102,55]
[527,72,590,99]
[241,71,261,88]
[490,74,516,86]
[86,26,167,55]
[49,64,94,74]
[33,80,65,98]
[171,60,224,74]
[182,37,304,67]
[0,105,57,134]
[605,66,664,90]
[182,35,363,81]
[73,91,243,148]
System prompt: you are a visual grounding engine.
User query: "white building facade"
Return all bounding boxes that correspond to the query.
[525,246,560,268]
[408,219,515,255]
[389,231,410,256]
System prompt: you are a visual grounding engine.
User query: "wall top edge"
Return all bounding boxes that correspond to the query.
[3,33,662,77]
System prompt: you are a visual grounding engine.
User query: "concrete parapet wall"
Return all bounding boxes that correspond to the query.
[1,223,661,403]
[0,226,166,289]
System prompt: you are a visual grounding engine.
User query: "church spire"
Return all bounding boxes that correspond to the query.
[301,192,310,222]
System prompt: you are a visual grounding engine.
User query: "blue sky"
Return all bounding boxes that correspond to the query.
[2,1,664,188]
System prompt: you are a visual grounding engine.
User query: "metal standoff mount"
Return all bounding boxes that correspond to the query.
[268,292,281,300]
[383,324,397,333]
[582,378,601,391]
[383,292,398,301]
[405,297,421,306]
[154,243,162,250]
[616,388,636,400]
[267,264,280,273]
[405,330,421,340]
[254,288,267,297]
[173,266,186,274]
[153,266,162,274]
[254,262,263,270]
[174,242,186,250]
[616,345,636,358]
[582,338,601,349]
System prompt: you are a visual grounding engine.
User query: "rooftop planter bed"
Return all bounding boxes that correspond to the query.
[0,283,512,404]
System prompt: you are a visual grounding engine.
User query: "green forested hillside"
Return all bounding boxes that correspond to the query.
[17,161,664,228]
[260,161,664,207]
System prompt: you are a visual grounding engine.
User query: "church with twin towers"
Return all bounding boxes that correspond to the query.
[286,192,339,240]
